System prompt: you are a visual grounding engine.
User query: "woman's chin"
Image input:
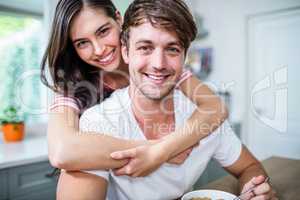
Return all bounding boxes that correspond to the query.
[102,64,120,72]
[93,62,119,72]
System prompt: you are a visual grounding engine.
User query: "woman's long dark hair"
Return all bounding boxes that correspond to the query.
[41,0,117,111]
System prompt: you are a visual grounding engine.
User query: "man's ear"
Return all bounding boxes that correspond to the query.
[121,45,129,64]
[115,11,123,27]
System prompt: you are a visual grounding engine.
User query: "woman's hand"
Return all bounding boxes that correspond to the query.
[110,141,197,177]
[110,143,169,177]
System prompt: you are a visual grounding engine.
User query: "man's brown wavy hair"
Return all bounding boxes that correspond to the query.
[121,0,197,54]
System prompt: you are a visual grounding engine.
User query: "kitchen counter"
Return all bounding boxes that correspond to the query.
[199,156,300,200]
[0,133,48,169]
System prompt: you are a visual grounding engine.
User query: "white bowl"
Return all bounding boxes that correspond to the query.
[181,189,237,200]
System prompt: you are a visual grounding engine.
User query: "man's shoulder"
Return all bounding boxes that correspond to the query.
[174,90,197,121]
[79,87,130,132]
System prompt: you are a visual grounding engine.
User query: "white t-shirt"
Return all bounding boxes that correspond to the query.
[79,87,242,200]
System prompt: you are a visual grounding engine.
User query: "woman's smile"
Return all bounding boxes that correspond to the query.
[70,6,123,72]
[94,48,117,66]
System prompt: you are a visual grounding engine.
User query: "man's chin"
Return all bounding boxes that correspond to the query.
[141,88,174,101]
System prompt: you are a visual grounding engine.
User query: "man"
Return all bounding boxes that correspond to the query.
[59,0,277,199]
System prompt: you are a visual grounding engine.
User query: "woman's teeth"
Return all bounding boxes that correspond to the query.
[98,50,115,64]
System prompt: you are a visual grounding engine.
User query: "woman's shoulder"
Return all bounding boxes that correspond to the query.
[49,94,80,112]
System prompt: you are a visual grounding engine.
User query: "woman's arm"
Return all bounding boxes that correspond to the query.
[162,74,228,158]
[47,106,153,171]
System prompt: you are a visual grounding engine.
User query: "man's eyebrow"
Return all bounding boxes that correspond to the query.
[72,22,110,44]
[135,40,182,46]
[135,40,153,45]
[166,40,182,46]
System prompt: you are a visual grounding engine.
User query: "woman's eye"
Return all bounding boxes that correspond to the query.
[76,41,89,49]
[98,28,110,36]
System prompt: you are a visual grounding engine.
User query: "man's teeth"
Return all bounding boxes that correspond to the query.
[99,51,114,62]
[147,75,167,80]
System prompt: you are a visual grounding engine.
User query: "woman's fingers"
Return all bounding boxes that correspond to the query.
[113,167,128,176]
[113,161,135,176]
[110,148,137,159]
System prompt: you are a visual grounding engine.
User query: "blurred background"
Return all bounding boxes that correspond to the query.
[0,0,299,199]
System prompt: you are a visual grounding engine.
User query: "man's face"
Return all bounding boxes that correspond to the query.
[122,22,185,100]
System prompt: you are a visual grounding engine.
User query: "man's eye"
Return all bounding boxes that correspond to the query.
[137,46,152,53]
[167,47,181,54]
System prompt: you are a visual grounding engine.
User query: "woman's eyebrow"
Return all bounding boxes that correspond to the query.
[72,22,111,44]
[95,22,110,35]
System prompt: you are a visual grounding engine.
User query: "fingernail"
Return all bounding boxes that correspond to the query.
[110,152,116,157]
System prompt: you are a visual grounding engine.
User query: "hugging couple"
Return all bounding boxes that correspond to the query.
[42,0,277,199]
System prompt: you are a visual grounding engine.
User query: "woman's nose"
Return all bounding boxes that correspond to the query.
[93,42,105,56]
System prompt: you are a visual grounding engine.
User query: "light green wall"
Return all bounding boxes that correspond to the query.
[112,0,133,15]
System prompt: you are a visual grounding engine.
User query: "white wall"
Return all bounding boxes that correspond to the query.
[113,0,133,15]
[188,0,300,122]
[43,0,300,123]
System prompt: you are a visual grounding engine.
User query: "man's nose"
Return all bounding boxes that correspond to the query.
[152,50,166,70]
[93,42,105,56]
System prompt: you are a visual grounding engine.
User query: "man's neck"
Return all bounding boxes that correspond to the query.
[129,86,176,140]
[102,64,129,90]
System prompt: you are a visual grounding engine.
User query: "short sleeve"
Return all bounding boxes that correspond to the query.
[49,94,80,112]
[213,120,242,167]
[175,69,193,88]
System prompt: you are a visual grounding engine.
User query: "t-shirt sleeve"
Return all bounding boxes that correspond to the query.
[175,69,193,88]
[213,120,242,167]
[49,94,80,112]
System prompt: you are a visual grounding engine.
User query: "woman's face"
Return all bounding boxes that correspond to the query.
[70,7,123,72]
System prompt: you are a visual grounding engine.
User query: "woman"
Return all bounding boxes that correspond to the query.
[41,0,227,197]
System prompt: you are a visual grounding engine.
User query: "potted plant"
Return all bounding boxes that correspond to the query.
[0,105,25,142]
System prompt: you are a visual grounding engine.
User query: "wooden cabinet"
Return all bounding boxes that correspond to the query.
[0,161,57,200]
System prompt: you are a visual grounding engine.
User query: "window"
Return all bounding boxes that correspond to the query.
[0,12,46,124]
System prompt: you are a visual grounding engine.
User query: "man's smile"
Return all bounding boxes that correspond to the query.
[142,72,172,85]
